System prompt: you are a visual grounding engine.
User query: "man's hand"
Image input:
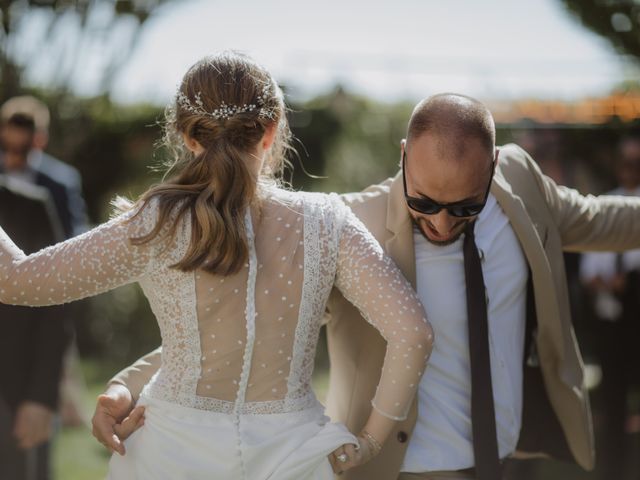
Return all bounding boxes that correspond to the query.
[611,273,627,295]
[13,401,54,449]
[91,383,144,455]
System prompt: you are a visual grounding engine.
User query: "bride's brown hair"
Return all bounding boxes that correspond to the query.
[123,52,292,275]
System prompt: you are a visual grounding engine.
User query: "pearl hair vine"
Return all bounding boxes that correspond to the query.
[176,84,273,121]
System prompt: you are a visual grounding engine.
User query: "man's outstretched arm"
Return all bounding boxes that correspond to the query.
[508,144,640,252]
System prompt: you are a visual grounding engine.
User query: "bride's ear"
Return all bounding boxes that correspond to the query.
[261,123,278,151]
[183,133,205,155]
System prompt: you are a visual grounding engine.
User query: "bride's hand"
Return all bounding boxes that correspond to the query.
[91,383,144,455]
[327,435,379,475]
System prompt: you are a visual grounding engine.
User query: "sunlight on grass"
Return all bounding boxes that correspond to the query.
[52,384,109,480]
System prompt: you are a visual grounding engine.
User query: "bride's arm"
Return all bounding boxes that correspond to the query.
[0,200,167,307]
[333,200,434,451]
[109,347,162,402]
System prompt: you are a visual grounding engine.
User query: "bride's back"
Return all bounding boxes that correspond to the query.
[141,188,345,415]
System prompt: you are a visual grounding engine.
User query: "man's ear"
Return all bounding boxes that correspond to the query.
[399,139,407,167]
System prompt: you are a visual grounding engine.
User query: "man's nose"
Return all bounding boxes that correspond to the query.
[429,210,456,235]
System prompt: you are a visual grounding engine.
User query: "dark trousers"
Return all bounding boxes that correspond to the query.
[0,398,50,480]
[593,318,639,480]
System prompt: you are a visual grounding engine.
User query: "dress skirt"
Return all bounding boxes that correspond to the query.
[107,393,357,480]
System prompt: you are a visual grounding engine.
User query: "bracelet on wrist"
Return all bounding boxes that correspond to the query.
[359,429,382,455]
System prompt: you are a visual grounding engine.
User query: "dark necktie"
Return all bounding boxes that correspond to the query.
[463,221,501,480]
[615,252,624,275]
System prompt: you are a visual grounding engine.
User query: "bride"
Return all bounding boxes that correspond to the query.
[0,52,433,479]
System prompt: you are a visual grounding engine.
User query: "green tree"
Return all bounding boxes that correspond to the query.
[0,0,173,101]
[561,0,640,59]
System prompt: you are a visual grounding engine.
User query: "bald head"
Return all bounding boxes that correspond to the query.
[402,94,497,245]
[407,93,495,161]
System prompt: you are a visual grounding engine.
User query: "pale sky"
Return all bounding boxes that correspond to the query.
[24,0,640,105]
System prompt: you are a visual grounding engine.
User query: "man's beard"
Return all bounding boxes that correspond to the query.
[412,217,470,247]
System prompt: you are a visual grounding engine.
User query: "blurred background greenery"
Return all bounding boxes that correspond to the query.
[3,0,640,478]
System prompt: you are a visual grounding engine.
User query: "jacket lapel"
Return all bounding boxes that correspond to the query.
[490,171,546,267]
[385,173,417,288]
[490,168,567,368]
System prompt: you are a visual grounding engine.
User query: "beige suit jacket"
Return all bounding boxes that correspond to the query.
[112,144,640,479]
[324,144,640,479]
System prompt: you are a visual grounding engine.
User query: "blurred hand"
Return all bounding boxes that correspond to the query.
[91,383,144,455]
[13,401,54,449]
[328,436,378,475]
[611,273,627,295]
[585,277,604,292]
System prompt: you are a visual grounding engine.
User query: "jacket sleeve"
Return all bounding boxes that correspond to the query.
[515,145,640,252]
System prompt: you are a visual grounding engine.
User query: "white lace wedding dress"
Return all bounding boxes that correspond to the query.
[0,185,432,480]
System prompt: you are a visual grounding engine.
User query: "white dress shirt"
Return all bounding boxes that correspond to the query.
[401,194,528,473]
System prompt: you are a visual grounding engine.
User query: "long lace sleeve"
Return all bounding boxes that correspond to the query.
[333,201,434,421]
[0,201,166,307]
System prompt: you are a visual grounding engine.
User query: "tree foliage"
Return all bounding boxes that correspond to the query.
[0,0,172,101]
[561,0,640,59]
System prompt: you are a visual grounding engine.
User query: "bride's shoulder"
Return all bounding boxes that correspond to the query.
[110,196,191,249]
[267,187,345,213]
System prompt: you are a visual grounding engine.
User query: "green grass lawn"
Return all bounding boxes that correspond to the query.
[52,384,110,480]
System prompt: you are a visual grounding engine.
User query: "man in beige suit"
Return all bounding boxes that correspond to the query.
[93,94,640,479]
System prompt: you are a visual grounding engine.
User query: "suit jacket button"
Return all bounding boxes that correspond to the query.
[397,431,408,443]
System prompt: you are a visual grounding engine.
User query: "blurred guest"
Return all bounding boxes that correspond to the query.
[0,96,88,237]
[0,97,90,429]
[0,175,72,480]
[580,134,640,480]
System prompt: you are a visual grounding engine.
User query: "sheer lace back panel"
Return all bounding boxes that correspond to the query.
[0,187,433,420]
[191,195,310,410]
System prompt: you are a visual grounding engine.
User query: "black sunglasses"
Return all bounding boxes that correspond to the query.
[402,151,495,218]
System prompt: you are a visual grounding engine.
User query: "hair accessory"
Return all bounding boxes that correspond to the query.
[176,85,272,120]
